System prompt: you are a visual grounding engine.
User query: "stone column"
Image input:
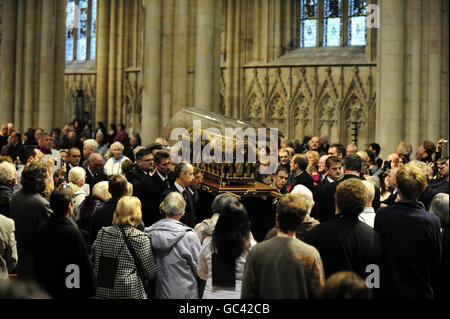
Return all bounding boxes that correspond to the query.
[232,0,241,118]
[14,0,25,132]
[96,0,110,125]
[23,0,37,130]
[173,0,189,114]
[376,0,405,158]
[53,0,66,128]
[0,0,17,124]
[427,0,442,142]
[194,0,215,111]
[224,0,235,116]
[38,0,57,131]
[142,0,162,146]
[116,0,125,125]
[107,0,117,126]
[161,0,174,128]
[408,0,421,148]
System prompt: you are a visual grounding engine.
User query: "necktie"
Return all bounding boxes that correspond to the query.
[164,177,170,188]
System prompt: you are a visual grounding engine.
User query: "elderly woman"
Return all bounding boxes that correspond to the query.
[91,196,157,299]
[67,166,88,224]
[0,161,18,218]
[146,192,201,299]
[103,142,130,176]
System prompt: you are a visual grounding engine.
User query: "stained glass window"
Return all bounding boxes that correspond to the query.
[300,0,317,47]
[298,0,367,48]
[348,0,367,46]
[90,0,97,60]
[323,0,342,46]
[65,0,75,61]
[65,0,97,62]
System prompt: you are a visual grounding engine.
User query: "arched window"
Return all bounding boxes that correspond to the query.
[65,0,97,62]
[299,0,367,48]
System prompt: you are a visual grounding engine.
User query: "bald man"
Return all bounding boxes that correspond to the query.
[358,180,376,228]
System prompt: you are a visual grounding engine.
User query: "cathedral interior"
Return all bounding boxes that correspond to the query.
[0,0,448,158]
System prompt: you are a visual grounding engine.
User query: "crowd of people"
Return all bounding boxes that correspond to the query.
[0,120,448,300]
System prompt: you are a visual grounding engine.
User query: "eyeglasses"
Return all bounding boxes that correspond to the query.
[72,155,81,158]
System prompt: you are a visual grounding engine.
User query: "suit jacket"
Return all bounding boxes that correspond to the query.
[84,166,108,193]
[287,171,315,193]
[35,214,95,299]
[10,188,52,279]
[135,172,171,227]
[162,183,197,228]
[125,166,150,190]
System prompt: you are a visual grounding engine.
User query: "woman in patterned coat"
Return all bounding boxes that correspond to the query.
[91,196,157,299]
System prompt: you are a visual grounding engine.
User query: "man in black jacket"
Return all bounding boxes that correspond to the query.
[125,148,153,190]
[305,178,381,280]
[314,154,364,222]
[135,150,172,227]
[161,162,197,228]
[84,152,108,193]
[35,189,95,299]
[287,154,314,193]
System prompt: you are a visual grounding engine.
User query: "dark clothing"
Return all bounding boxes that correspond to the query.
[374,200,441,299]
[162,185,197,228]
[34,214,95,299]
[264,216,320,242]
[381,189,398,207]
[77,195,105,246]
[84,166,108,193]
[88,197,120,245]
[125,166,150,190]
[192,188,216,224]
[10,188,52,279]
[88,197,145,246]
[287,171,315,193]
[0,184,13,218]
[1,143,23,162]
[135,172,171,227]
[304,214,381,280]
[433,227,449,299]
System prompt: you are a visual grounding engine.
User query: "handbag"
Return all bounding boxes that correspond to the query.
[119,225,151,297]
[97,230,120,289]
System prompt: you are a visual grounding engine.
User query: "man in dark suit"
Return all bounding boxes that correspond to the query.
[314,154,364,223]
[287,154,314,193]
[125,148,153,190]
[162,162,197,228]
[135,150,172,227]
[84,152,108,193]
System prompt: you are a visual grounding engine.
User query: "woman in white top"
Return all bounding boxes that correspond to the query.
[103,142,130,176]
[67,166,88,224]
[197,201,256,299]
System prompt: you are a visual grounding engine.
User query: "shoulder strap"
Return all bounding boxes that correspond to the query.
[119,226,145,275]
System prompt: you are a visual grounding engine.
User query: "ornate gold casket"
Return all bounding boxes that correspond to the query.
[164,108,280,198]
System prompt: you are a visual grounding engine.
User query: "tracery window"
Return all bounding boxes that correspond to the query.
[65,0,97,62]
[299,0,367,48]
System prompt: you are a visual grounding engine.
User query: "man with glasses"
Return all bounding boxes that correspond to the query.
[135,150,172,226]
[65,147,82,179]
[84,152,107,192]
[126,148,154,190]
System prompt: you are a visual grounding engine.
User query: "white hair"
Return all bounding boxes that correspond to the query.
[0,161,17,185]
[110,141,124,151]
[290,184,314,214]
[159,192,186,217]
[84,139,99,152]
[362,180,375,203]
[429,193,449,226]
[92,181,111,202]
[68,166,86,186]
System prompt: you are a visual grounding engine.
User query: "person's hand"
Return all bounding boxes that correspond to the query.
[436,138,447,152]
[45,156,56,173]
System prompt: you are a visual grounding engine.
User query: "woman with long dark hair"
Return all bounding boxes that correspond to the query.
[197,201,256,299]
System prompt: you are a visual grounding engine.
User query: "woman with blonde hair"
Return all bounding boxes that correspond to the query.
[306,150,320,184]
[91,196,157,299]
